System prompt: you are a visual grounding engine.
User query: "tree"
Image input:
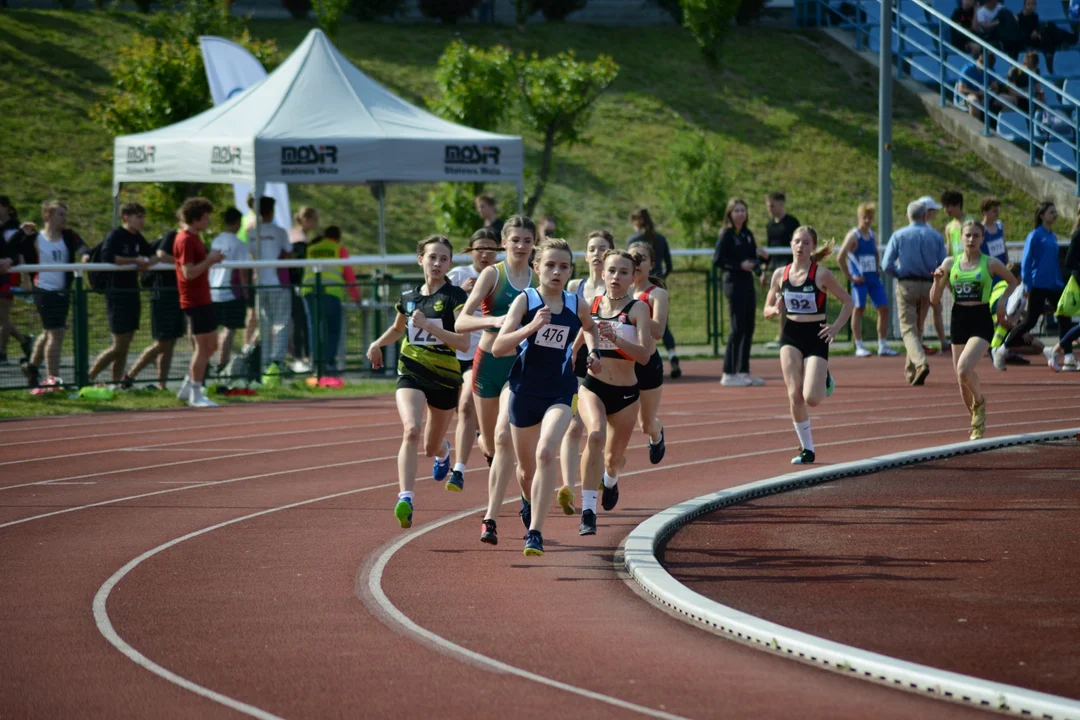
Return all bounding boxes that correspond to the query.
[515,50,618,215]
[418,0,481,23]
[313,0,351,38]
[657,129,729,248]
[681,0,741,62]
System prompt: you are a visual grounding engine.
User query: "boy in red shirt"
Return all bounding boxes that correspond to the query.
[174,197,225,408]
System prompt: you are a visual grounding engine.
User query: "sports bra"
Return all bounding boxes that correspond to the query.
[591,295,639,360]
[781,263,827,316]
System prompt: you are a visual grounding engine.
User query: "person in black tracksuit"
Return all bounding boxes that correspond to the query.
[714,198,768,386]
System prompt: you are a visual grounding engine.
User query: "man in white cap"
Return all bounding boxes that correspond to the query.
[914,195,950,355]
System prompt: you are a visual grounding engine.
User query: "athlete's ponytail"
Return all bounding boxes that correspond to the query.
[628,241,666,289]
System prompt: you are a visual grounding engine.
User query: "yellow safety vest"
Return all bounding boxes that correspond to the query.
[303,239,347,299]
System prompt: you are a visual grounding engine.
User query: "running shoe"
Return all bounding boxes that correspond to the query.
[432,441,451,482]
[119,374,135,390]
[877,344,898,356]
[601,480,620,511]
[649,427,666,465]
[791,448,816,465]
[485,453,494,468]
[523,530,544,557]
[911,365,930,386]
[480,518,498,545]
[1045,347,1063,372]
[1064,355,1078,371]
[579,509,597,536]
[177,377,193,402]
[394,498,414,529]
[991,345,1008,371]
[445,469,464,492]
[720,373,751,387]
[519,494,532,531]
[20,334,35,360]
[188,391,219,408]
[557,486,576,515]
[825,372,835,397]
[669,356,682,379]
[970,398,986,440]
[20,360,40,389]
[854,346,873,358]
[739,373,766,386]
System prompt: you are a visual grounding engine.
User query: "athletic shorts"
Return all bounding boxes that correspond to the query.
[397,374,460,411]
[184,303,218,336]
[34,290,70,330]
[573,344,589,379]
[458,358,474,376]
[472,348,516,399]
[951,303,994,345]
[852,273,888,310]
[509,391,576,428]
[150,291,186,341]
[106,292,141,335]
[214,298,246,330]
[780,319,830,360]
[635,350,664,391]
[582,374,639,416]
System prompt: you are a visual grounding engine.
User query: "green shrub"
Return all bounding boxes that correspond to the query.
[313,0,351,36]
[657,129,729,247]
[681,0,741,62]
[418,0,481,23]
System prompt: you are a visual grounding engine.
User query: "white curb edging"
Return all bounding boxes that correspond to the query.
[624,429,1080,720]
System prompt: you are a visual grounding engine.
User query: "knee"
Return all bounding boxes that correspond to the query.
[537,444,556,466]
[402,424,421,444]
[459,398,475,421]
[495,425,513,450]
[805,393,823,408]
[586,428,606,452]
[958,366,975,384]
[788,388,805,408]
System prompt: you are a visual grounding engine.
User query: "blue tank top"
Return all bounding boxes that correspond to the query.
[981,221,1008,265]
[509,288,582,398]
[847,228,878,277]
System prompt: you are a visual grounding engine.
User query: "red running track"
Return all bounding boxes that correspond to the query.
[0,354,1077,719]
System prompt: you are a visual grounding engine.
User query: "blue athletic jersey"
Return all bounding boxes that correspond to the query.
[847,228,879,277]
[981,221,1008,265]
[509,288,581,398]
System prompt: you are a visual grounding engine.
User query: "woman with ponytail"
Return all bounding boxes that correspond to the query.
[628,241,669,464]
[763,226,853,465]
[629,208,680,378]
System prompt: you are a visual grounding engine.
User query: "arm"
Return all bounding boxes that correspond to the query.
[1065,231,1080,284]
[646,289,669,340]
[816,267,854,343]
[929,257,954,305]
[366,312,408,370]
[492,294,539,357]
[340,247,361,302]
[987,258,1019,327]
[455,266,501,332]
[181,251,223,280]
[618,302,655,364]
[713,230,733,270]
[836,231,861,284]
[409,304,471,354]
[660,236,674,279]
[881,236,899,277]
[577,298,602,373]
[1020,234,1035,287]
[762,268,784,319]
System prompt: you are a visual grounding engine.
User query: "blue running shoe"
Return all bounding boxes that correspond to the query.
[432,441,451,482]
[445,468,464,492]
[394,497,413,529]
[523,530,544,557]
[519,494,532,533]
[825,372,835,398]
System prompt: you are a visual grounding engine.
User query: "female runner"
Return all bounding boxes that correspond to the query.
[559,230,615,513]
[493,238,598,555]
[367,236,470,528]
[578,250,653,535]
[628,241,669,464]
[456,216,538,545]
[930,221,1017,439]
[444,228,500,492]
[763,227,853,465]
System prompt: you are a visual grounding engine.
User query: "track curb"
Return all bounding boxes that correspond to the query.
[624,428,1080,720]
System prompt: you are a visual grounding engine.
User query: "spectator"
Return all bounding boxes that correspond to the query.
[538,215,557,242]
[209,207,249,375]
[301,225,360,375]
[837,202,896,357]
[174,197,225,408]
[1017,0,1077,56]
[1003,52,1046,114]
[474,194,504,236]
[88,202,156,387]
[952,0,979,53]
[0,196,34,365]
[994,201,1075,368]
[714,197,768,387]
[916,194,950,353]
[10,200,89,389]
[990,260,1050,364]
[252,196,293,374]
[941,190,975,256]
[124,227,184,391]
[979,196,1010,269]
[976,0,1004,38]
[288,206,319,372]
[628,208,680,377]
[765,192,801,273]
[237,193,259,349]
[959,48,1003,121]
[881,200,947,386]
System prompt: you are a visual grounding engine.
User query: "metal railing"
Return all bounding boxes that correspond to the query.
[799,0,1080,193]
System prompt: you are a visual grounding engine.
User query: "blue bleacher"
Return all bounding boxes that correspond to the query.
[997,111,1032,142]
[1052,50,1080,79]
[1043,141,1078,172]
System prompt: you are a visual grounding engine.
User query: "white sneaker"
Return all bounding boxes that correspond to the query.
[991,345,1008,371]
[739,373,766,386]
[1044,347,1063,372]
[177,376,193,401]
[854,346,873,357]
[1064,354,1078,371]
[289,359,312,373]
[877,344,898,356]
[720,373,752,387]
[188,387,219,408]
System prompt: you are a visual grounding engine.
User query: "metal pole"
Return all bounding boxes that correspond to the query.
[879,0,896,339]
[112,185,121,228]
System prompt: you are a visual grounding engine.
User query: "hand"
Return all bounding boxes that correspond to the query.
[410,309,428,331]
[763,302,781,320]
[818,322,840,344]
[598,321,616,343]
[367,343,383,370]
[851,275,866,285]
[756,247,769,260]
[135,257,150,271]
[461,277,477,292]
[20,222,36,235]
[932,266,945,280]
[489,315,506,330]
[530,305,552,331]
[586,353,602,373]
[0,258,10,272]
[80,254,90,263]
[996,310,1007,328]
[208,250,225,264]
[740,259,756,272]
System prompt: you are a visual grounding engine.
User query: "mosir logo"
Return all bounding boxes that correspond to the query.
[210,146,244,176]
[281,145,339,175]
[125,145,156,175]
[444,144,502,176]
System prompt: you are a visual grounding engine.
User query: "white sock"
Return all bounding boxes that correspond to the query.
[582,490,598,513]
[855,340,866,349]
[398,491,414,501]
[793,420,814,452]
[603,470,618,488]
[435,440,449,462]
[878,339,889,350]
[452,462,466,474]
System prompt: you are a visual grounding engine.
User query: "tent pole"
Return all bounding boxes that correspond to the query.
[112,185,121,227]
[377,182,387,274]
[254,182,264,373]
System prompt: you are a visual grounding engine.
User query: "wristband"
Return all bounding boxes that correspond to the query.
[589,349,601,359]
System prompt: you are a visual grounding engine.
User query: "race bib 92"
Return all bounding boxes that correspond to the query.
[407,317,445,345]
[535,324,570,349]
[784,292,818,313]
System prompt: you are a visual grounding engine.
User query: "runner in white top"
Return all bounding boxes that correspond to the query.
[443,227,500,492]
[210,208,249,372]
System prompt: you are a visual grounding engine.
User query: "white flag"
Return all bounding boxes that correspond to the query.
[199,36,292,231]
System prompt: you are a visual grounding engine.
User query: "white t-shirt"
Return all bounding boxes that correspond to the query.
[977,4,1002,25]
[35,234,69,291]
[447,264,482,362]
[209,232,247,302]
[252,223,290,288]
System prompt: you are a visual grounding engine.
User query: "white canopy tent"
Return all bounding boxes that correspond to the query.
[112,28,525,255]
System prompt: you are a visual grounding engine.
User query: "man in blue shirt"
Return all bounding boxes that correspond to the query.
[958,48,1001,122]
[882,201,948,385]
